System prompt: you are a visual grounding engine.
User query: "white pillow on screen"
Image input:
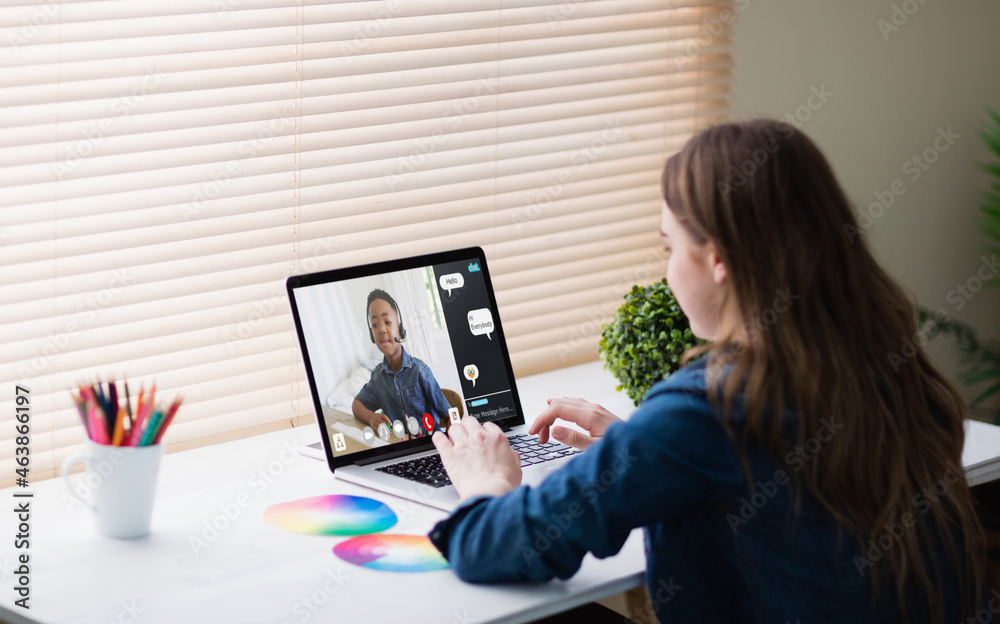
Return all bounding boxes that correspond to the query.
[325,365,377,412]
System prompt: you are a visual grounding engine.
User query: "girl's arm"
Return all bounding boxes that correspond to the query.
[429,386,746,583]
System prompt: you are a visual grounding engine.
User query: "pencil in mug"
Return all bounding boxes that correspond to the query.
[151,397,182,445]
[127,385,149,447]
[107,382,118,441]
[111,407,126,446]
[72,394,90,439]
[92,382,112,440]
[138,410,163,447]
[124,379,134,433]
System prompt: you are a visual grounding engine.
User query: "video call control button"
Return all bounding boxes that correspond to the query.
[407,416,420,436]
[392,420,405,438]
[362,426,375,443]
[377,422,390,442]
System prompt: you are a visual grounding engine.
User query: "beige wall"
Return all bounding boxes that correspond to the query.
[730,0,1000,417]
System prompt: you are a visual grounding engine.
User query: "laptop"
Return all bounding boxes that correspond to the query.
[286,246,581,512]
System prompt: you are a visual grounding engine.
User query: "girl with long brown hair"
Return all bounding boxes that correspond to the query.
[429,119,987,623]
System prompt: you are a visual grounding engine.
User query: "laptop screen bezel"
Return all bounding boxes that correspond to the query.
[286,246,526,471]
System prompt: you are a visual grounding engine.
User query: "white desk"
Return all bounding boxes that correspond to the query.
[0,361,642,624]
[3,361,1000,624]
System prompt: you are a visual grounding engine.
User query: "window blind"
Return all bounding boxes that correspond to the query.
[0,0,732,483]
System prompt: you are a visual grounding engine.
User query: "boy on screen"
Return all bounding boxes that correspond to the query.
[352,288,453,440]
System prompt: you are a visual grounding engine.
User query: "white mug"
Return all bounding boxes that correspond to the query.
[62,440,163,539]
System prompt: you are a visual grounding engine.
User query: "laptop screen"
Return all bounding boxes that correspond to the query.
[287,247,524,468]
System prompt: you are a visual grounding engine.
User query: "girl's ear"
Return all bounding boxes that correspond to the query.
[707,243,727,284]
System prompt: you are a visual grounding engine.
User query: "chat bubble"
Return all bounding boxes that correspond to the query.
[464,364,479,387]
[439,273,465,297]
[467,308,494,340]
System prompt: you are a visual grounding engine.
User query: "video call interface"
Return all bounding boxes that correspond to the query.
[295,256,519,458]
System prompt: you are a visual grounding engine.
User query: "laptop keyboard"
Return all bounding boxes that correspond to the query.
[375,434,581,488]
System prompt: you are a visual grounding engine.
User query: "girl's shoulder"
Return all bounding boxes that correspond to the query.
[643,356,710,402]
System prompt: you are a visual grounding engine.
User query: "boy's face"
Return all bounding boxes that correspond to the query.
[369,298,402,358]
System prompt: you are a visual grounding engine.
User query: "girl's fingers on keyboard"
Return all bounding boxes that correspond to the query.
[529,398,623,443]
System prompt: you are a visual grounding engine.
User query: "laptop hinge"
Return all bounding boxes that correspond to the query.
[354,446,423,466]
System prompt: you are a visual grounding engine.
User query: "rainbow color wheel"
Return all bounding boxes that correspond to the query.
[264,495,397,536]
[333,534,449,573]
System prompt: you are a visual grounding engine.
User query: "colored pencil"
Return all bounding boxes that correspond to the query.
[152,397,182,445]
[138,410,163,446]
[111,407,126,446]
[72,380,181,446]
[124,380,134,432]
[108,381,118,440]
[73,395,90,438]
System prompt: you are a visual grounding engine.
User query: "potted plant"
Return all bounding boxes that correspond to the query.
[598,278,699,406]
[920,108,1000,424]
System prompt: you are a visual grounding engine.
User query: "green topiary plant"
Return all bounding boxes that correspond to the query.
[598,278,699,406]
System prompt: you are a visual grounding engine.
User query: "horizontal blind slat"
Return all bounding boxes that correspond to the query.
[0,0,731,480]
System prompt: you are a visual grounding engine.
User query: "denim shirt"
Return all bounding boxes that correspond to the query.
[355,347,451,434]
[428,358,973,623]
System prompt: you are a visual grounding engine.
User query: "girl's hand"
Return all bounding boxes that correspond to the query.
[528,397,624,449]
[432,417,522,501]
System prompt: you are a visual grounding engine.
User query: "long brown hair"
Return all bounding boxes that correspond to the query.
[662,118,984,621]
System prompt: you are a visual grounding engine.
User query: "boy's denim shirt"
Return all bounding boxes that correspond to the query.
[429,358,971,623]
[355,347,452,433]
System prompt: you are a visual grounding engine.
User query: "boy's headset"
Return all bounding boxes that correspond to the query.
[366,289,407,344]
